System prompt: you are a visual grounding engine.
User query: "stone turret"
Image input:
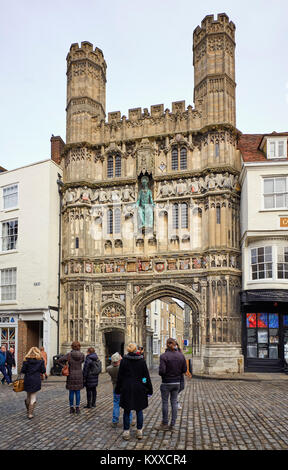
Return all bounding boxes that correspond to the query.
[193,13,236,127]
[66,41,107,144]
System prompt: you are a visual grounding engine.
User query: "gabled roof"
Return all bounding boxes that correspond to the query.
[238,132,288,162]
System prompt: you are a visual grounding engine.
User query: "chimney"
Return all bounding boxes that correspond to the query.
[50,135,65,165]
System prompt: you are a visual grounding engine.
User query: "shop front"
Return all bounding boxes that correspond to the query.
[241,290,288,372]
[0,313,18,374]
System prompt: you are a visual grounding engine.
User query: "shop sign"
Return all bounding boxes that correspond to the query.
[280,217,288,228]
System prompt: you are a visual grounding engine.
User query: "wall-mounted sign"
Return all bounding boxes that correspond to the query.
[280,217,288,228]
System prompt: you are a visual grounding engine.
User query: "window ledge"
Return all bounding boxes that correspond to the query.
[259,209,288,213]
[0,250,18,256]
[0,301,18,306]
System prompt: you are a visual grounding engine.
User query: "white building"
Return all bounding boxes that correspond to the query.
[239,131,288,372]
[0,158,62,374]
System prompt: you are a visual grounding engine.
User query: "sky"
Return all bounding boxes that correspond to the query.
[0,0,287,171]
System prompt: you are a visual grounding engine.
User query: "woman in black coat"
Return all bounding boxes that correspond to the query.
[115,343,153,441]
[20,347,46,419]
[82,347,101,409]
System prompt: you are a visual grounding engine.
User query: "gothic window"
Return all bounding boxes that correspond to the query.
[181,203,188,228]
[107,208,121,234]
[172,204,179,229]
[171,147,187,171]
[107,209,113,234]
[107,154,122,178]
[172,203,188,229]
[215,142,220,157]
[75,237,79,249]
[114,208,121,234]
[216,206,221,224]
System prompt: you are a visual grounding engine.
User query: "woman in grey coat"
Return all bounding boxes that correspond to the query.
[58,341,84,414]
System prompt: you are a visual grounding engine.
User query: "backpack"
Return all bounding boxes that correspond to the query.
[89,358,102,376]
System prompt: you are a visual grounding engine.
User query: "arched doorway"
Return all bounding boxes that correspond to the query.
[103,328,125,367]
[132,282,202,369]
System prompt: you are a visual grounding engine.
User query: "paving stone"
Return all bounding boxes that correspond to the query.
[1,372,288,450]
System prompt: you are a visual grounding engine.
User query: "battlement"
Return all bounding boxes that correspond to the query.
[67,41,106,71]
[193,13,235,46]
[106,100,197,124]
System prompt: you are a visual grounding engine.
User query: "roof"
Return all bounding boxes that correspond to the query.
[238,132,288,162]
[0,165,7,172]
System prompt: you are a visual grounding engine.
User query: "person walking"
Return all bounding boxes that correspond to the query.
[58,341,84,415]
[156,338,187,432]
[20,347,46,419]
[40,346,48,379]
[107,352,133,428]
[0,345,12,385]
[115,343,153,441]
[6,346,16,384]
[83,347,101,409]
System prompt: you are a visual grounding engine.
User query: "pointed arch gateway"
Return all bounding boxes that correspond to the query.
[130,282,202,358]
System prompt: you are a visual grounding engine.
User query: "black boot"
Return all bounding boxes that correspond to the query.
[84,403,91,409]
[75,407,81,414]
[70,407,75,414]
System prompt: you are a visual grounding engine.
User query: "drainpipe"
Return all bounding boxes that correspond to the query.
[56,173,64,355]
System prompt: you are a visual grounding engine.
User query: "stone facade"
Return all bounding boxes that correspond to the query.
[59,13,243,374]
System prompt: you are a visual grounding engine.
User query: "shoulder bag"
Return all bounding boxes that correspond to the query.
[13,374,25,393]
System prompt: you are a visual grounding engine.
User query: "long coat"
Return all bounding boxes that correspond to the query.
[82,352,100,388]
[59,350,85,391]
[115,353,153,411]
[20,358,46,393]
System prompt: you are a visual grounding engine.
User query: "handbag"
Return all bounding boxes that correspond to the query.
[13,375,25,393]
[61,354,70,377]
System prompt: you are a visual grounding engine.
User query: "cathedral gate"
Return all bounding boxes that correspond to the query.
[59,14,243,374]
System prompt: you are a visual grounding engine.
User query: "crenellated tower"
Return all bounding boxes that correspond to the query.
[193,13,236,127]
[66,41,107,144]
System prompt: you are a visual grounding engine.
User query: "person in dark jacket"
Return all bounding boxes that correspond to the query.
[58,341,85,414]
[0,345,11,385]
[115,342,153,441]
[6,347,16,383]
[156,338,187,432]
[82,347,101,409]
[20,347,46,419]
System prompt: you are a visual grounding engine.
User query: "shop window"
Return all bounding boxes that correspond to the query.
[246,312,280,359]
[277,247,288,279]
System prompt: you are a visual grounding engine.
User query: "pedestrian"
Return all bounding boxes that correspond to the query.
[6,346,16,384]
[40,346,48,379]
[107,352,133,428]
[137,346,144,357]
[20,346,46,419]
[115,343,153,441]
[0,345,12,385]
[156,338,187,432]
[175,341,185,410]
[83,347,101,409]
[58,341,84,415]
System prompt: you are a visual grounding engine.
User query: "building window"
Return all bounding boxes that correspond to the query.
[181,203,188,228]
[171,146,187,171]
[251,246,272,280]
[267,138,287,159]
[107,154,121,178]
[3,184,18,210]
[246,313,280,359]
[0,268,16,302]
[107,208,121,234]
[75,237,79,249]
[173,203,188,229]
[172,204,179,229]
[1,220,18,251]
[277,247,288,279]
[263,177,288,209]
[216,206,221,224]
[215,142,220,158]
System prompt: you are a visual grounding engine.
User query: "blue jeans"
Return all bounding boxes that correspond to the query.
[113,392,132,424]
[0,365,11,384]
[69,390,80,407]
[124,409,143,430]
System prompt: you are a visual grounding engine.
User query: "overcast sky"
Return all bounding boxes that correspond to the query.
[1,0,287,171]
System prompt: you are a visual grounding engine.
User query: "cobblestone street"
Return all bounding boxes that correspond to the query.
[1,370,288,451]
